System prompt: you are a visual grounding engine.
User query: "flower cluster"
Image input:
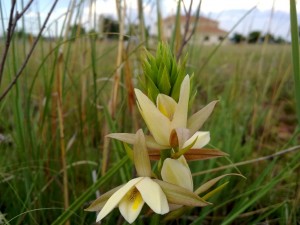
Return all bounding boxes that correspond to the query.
[86,74,230,223]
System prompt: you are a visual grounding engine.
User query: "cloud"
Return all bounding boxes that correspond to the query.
[0,0,296,40]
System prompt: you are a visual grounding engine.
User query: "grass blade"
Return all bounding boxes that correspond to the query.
[290,0,300,126]
[51,156,128,225]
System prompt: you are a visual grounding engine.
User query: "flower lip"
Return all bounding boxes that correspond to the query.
[96,177,169,224]
[96,177,143,222]
[157,94,177,120]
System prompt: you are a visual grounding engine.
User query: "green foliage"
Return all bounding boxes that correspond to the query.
[14,28,31,39]
[0,1,299,224]
[290,0,300,127]
[261,33,276,43]
[52,157,129,225]
[248,30,261,43]
[69,24,86,39]
[101,16,119,39]
[231,32,246,43]
[0,40,299,225]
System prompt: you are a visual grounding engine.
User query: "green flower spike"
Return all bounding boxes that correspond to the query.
[140,42,188,102]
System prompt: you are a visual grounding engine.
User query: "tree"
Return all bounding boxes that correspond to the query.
[69,24,86,40]
[248,31,261,43]
[14,28,28,38]
[274,36,286,44]
[88,29,98,40]
[231,33,246,44]
[102,17,119,39]
[261,33,275,43]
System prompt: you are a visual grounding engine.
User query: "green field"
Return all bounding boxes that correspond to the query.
[0,38,299,224]
[0,1,300,224]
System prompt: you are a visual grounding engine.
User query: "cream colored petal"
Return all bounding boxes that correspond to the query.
[145,135,169,149]
[106,133,136,144]
[154,179,210,207]
[96,177,143,222]
[177,155,189,168]
[134,129,151,177]
[156,94,177,120]
[161,156,193,191]
[135,177,169,214]
[172,75,190,130]
[182,131,210,149]
[169,203,182,211]
[187,100,218,134]
[85,185,123,212]
[118,188,145,224]
[135,89,170,145]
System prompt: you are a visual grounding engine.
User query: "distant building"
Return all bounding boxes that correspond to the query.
[159,15,228,45]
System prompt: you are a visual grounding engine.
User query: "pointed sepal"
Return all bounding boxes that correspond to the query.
[195,173,245,195]
[187,100,218,134]
[182,148,229,161]
[85,185,123,212]
[154,179,210,207]
[134,129,151,177]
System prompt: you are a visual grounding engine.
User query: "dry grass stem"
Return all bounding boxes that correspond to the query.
[193,146,300,176]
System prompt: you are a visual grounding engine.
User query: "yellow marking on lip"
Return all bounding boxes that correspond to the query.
[132,192,143,210]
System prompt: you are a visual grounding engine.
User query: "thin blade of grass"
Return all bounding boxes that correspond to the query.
[51,156,128,225]
[290,0,300,126]
[220,169,298,225]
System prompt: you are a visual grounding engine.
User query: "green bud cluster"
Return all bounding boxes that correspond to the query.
[140,43,188,102]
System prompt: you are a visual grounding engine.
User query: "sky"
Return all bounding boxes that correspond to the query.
[0,0,298,39]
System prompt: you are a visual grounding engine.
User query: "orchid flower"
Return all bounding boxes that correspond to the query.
[86,129,168,223]
[97,177,169,223]
[86,130,209,223]
[108,75,225,159]
[160,156,244,220]
[161,156,193,191]
[161,155,193,211]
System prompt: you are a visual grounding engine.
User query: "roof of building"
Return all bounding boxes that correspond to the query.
[162,15,227,35]
[196,25,228,35]
[162,15,217,24]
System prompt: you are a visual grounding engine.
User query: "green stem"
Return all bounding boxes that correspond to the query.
[157,149,172,175]
[51,156,129,225]
[290,0,300,127]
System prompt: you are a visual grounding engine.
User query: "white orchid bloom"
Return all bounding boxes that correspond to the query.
[161,156,193,191]
[161,155,194,211]
[97,176,169,223]
[135,75,218,151]
[108,75,218,155]
[87,130,169,224]
[86,130,210,223]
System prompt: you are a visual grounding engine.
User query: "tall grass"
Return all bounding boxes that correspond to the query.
[0,0,299,225]
[290,0,300,126]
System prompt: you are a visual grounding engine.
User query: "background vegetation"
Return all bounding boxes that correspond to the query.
[0,0,299,224]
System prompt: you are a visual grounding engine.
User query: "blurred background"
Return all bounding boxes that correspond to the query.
[0,0,299,224]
